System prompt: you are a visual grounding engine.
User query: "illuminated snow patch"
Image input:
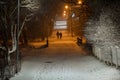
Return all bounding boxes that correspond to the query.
[54,20,67,29]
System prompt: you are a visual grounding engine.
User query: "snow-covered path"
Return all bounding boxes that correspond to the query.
[11,39,120,80]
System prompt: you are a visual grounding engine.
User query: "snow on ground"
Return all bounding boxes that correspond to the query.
[11,36,120,80]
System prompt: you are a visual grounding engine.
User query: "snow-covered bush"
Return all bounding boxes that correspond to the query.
[85,0,120,65]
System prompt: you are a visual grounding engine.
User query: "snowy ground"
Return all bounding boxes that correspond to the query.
[11,36,120,80]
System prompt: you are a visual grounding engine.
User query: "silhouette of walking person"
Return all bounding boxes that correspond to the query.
[59,32,62,39]
[56,31,59,39]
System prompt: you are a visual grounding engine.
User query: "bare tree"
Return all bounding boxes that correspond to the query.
[0,0,40,74]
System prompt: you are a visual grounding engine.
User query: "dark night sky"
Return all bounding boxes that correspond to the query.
[38,0,65,16]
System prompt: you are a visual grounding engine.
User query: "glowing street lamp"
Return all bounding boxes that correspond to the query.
[63,13,66,16]
[78,0,82,5]
[65,5,68,9]
[64,10,66,13]
[63,11,66,16]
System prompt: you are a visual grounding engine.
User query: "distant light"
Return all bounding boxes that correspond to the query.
[78,1,82,4]
[65,5,68,9]
[63,13,66,16]
[64,11,66,13]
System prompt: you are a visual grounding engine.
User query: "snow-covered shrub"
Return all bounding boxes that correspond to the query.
[85,1,120,65]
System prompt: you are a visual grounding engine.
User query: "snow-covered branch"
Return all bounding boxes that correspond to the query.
[9,24,17,54]
[18,13,33,38]
[10,6,17,17]
[8,0,40,54]
[21,0,40,12]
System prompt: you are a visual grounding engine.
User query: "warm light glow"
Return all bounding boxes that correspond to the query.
[64,11,66,13]
[78,1,82,4]
[65,5,68,9]
[63,13,66,16]
[63,10,66,17]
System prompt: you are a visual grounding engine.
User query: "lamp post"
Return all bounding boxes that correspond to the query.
[16,0,20,73]
[46,15,49,47]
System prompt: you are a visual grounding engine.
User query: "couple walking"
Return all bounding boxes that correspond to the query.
[56,31,62,39]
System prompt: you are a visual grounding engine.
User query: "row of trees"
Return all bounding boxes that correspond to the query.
[64,0,120,48]
[0,0,65,78]
[0,0,40,74]
[22,0,62,44]
[72,3,91,37]
[0,0,65,58]
[64,0,120,63]
[63,0,91,37]
[0,0,40,52]
[0,0,64,45]
[20,0,64,42]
